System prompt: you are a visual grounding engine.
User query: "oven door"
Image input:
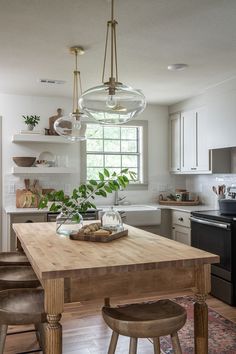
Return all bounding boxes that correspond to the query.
[190,216,232,278]
[190,216,233,304]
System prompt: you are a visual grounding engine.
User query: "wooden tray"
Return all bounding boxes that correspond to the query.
[158,199,200,206]
[70,229,128,242]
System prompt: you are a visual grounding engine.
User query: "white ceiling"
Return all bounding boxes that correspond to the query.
[1,0,236,105]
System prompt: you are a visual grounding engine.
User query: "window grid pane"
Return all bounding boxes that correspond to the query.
[86,124,141,182]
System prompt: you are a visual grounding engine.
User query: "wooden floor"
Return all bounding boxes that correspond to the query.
[4,290,236,354]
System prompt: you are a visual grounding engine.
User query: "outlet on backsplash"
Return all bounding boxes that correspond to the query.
[8,184,15,194]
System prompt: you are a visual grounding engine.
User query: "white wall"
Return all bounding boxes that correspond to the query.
[0,93,81,206]
[1,93,185,248]
[95,104,186,206]
[0,94,178,207]
[169,76,236,206]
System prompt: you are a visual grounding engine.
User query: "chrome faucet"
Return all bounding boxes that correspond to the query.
[114,190,126,206]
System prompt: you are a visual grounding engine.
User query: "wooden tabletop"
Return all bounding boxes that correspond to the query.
[13,222,219,281]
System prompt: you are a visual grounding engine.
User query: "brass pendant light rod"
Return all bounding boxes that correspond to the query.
[102,0,118,95]
[70,46,84,116]
[78,0,146,125]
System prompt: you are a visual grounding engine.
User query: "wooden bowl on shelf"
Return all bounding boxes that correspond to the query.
[12,157,36,167]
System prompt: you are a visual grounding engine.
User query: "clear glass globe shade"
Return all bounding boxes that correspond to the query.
[79,83,146,124]
[54,112,86,142]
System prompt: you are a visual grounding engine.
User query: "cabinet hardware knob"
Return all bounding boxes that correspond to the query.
[191,167,197,170]
[178,217,183,221]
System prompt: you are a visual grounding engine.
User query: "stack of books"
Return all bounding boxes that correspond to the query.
[20,130,42,134]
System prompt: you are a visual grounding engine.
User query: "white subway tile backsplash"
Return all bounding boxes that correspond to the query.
[186,174,236,207]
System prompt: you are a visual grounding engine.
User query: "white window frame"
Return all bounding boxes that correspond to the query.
[80,120,148,189]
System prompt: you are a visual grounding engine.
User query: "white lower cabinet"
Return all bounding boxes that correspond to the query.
[171,210,191,245]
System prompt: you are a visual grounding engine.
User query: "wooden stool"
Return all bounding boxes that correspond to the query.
[0,252,30,266]
[0,288,46,354]
[0,266,40,290]
[102,299,187,354]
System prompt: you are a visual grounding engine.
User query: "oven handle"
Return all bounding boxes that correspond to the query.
[190,216,231,230]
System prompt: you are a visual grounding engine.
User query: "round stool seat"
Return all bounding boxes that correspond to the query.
[0,252,29,266]
[0,266,40,290]
[0,288,46,325]
[102,299,187,338]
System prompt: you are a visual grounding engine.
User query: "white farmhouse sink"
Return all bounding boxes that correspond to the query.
[99,204,161,226]
[114,204,157,211]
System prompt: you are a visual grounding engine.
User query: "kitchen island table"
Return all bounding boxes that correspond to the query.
[13,222,219,354]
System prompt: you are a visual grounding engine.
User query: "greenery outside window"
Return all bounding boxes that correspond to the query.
[80,121,148,187]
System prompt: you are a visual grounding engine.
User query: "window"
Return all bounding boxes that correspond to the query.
[80,121,148,185]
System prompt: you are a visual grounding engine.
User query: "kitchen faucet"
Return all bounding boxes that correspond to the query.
[114,190,126,206]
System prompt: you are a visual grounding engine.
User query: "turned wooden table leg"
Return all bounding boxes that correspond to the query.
[194,293,208,354]
[43,279,64,354]
[194,264,211,354]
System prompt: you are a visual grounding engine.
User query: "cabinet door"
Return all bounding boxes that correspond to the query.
[196,107,210,171]
[181,109,197,172]
[169,113,181,172]
[181,107,210,173]
[172,225,191,245]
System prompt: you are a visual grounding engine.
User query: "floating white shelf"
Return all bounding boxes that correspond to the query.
[12,134,72,143]
[12,167,77,174]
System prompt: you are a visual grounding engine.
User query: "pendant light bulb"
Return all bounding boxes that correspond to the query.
[106,94,117,109]
[54,46,87,141]
[79,0,146,125]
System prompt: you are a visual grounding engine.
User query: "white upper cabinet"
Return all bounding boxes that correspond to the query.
[170,106,210,174]
[195,107,210,171]
[169,113,181,172]
[181,109,197,172]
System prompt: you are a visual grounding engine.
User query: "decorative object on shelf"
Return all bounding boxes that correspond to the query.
[54,46,87,142]
[22,115,40,131]
[15,179,54,208]
[48,108,62,135]
[36,151,55,167]
[79,0,146,125]
[101,206,124,231]
[38,168,136,235]
[20,130,41,135]
[12,156,36,167]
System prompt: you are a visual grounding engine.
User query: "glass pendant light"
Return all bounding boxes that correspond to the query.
[79,0,146,125]
[54,46,87,141]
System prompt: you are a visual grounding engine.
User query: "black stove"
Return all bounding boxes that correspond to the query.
[192,209,236,222]
[191,210,236,305]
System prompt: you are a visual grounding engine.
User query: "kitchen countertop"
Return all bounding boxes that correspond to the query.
[4,203,216,214]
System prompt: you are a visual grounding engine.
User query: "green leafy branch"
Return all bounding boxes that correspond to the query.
[38,168,136,227]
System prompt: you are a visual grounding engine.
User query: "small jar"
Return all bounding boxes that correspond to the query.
[102,207,124,232]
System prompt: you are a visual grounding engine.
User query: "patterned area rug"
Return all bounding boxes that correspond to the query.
[160,296,236,354]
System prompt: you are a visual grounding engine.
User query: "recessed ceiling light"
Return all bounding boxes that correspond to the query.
[39,79,66,84]
[167,64,188,71]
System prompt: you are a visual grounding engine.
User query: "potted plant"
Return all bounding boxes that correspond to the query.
[22,115,40,131]
[38,168,136,235]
